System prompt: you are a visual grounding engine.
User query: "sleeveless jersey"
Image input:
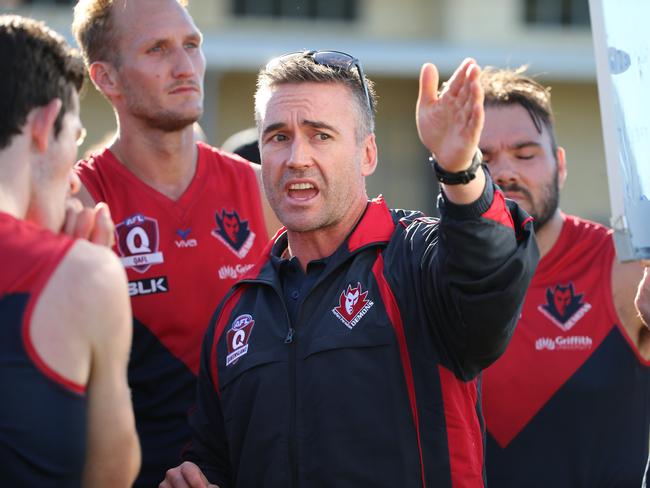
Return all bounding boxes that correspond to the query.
[0,212,85,487]
[75,142,269,487]
[483,214,650,487]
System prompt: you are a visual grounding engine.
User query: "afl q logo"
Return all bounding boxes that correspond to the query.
[226,314,255,366]
[115,214,164,273]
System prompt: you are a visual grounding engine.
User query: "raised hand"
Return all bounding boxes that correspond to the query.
[62,200,115,247]
[159,462,220,488]
[416,58,484,172]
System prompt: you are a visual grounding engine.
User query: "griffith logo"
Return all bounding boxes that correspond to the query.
[535,335,593,351]
[115,214,164,273]
[332,282,374,330]
[226,314,255,366]
[211,209,256,259]
[538,283,592,332]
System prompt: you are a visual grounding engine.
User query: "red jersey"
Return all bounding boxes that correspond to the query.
[483,214,650,487]
[75,142,269,487]
[0,212,85,486]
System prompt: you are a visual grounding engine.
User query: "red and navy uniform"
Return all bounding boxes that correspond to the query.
[185,179,539,487]
[75,142,269,487]
[0,212,86,487]
[483,214,650,487]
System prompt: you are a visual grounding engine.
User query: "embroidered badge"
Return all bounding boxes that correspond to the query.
[332,282,374,329]
[226,314,255,366]
[211,209,256,259]
[115,213,164,273]
[538,283,592,332]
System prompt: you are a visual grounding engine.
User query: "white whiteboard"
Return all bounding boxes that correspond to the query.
[590,0,650,261]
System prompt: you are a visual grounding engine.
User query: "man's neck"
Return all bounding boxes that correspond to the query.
[0,139,32,220]
[110,123,198,201]
[535,210,565,259]
[285,200,367,271]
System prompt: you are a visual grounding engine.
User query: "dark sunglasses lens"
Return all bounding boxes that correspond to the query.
[312,51,355,70]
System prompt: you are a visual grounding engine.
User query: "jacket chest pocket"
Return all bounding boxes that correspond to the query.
[301,318,396,359]
[219,346,286,390]
[218,345,287,424]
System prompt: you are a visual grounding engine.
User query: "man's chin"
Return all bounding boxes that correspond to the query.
[144,112,202,133]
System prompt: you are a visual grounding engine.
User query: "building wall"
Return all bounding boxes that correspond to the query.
[79,88,116,158]
[551,81,609,224]
[12,0,610,225]
[189,0,446,38]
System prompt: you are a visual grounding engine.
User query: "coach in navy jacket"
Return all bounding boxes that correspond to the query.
[161,54,539,488]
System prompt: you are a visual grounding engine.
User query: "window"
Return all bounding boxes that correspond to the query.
[524,0,590,27]
[233,0,357,21]
[20,0,75,4]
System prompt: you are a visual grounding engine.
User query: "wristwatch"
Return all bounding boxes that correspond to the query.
[430,150,483,185]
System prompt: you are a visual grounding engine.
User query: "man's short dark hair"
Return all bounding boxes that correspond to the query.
[480,66,558,154]
[0,15,84,150]
[255,51,378,139]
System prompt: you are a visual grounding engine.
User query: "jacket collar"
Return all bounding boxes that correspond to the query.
[240,196,396,284]
[346,196,395,252]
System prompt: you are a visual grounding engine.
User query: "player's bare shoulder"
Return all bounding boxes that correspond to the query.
[66,239,130,318]
[29,238,131,388]
[611,257,650,358]
[51,239,131,345]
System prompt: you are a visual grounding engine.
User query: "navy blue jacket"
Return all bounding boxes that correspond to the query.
[186,179,539,487]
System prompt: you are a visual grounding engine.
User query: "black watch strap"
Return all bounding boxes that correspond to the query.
[430,150,483,185]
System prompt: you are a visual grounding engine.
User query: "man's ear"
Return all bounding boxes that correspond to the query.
[556,146,567,189]
[89,61,120,99]
[31,98,62,153]
[361,133,378,177]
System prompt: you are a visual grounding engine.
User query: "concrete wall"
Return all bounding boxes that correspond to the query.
[551,81,609,224]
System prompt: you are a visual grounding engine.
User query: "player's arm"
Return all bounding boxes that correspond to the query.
[613,259,650,360]
[66,241,141,487]
[250,162,282,238]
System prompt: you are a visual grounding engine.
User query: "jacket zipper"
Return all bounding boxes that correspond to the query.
[285,324,297,487]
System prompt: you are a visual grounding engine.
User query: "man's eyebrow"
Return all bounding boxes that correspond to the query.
[262,120,340,138]
[302,120,340,134]
[185,31,202,43]
[262,122,286,138]
[512,141,542,150]
[480,141,542,153]
[136,30,202,47]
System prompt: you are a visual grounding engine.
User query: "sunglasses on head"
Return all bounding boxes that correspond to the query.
[266,50,372,112]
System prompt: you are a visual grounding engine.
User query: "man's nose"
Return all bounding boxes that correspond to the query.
[487,155,518,187]
[287,136,313,169]
[172,47,196,79]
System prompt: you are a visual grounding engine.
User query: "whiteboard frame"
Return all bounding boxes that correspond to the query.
[589,0,650,261]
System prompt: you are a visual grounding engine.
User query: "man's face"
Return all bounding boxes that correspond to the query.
[30,91,85,231]
[259,82,376,234]
[479,104,566,231]
[111,0,205,131]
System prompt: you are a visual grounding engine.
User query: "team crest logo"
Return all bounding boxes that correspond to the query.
[211,209,256,259]
[332,282,374,329]
[538,283,592,332]
[226,314,255,366]
[115,214,164,273]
